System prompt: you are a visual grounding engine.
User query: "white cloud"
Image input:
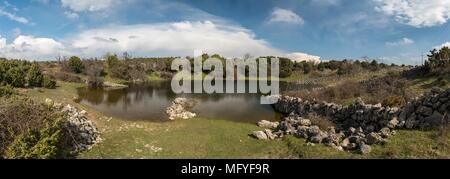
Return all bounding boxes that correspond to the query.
[0,8,29,24]
[0,36,6,49]
[311,0,341,6]
[1,21,318,61]
[69,21,282,58]
[374,0,450,27]
[61,0,116,12]
[285,52,321,64]
[64,11,79,19]
[386,37,414,46]
[434,42,450,50]
[0,35,65,60]
[267,8,304,25]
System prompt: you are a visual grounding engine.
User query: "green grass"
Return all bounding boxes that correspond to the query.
[79,118,291,159]
[147,73,166,81]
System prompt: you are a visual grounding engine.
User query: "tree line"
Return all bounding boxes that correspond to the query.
[0,59,56,90]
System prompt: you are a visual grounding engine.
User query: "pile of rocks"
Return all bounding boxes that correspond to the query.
[166,98,197,120]
[252,114,395,154]
[399,88,449,129]
[252,88,449,154]
[45,99,101,154]
[62,104,102,153]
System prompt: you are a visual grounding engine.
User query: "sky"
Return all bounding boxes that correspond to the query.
[0,0,450,64]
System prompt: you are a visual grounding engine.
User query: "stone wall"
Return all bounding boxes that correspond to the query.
[251,88,450,154]
[274,88,450,131]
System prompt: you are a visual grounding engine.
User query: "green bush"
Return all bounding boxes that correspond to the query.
[0,85,15,97]
[0,97,70,159]
[106,54,120,68]
[5,118,64,159]
[279,57,294,78]
[42,77,57,89]
[68,56,84,74]
[27,63,44,87]
[5,67,26,87]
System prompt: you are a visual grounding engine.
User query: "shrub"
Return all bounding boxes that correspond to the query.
[0,85,15,97]
[27,63,44,87]
[50,72,83,83]
[0,97,69,158]
[68,56,84,74]
[106,54,120,68]
[5,118,64,159]
[279,57,294,78]
[382,96,406,107]
[337,62,360,75]
[5,67,26,87]
[42,77,57,89]
[302,62,314,74]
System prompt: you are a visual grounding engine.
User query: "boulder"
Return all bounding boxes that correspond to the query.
[295,126,310,138]
[307,126,321,136]
[380,128,391,138]
[423,111,444,128]
[367,132,383,145]
[341,138,350,148]
[387,117,399,129]
[257,120,279,129]
[252,131,268,140]
[299,119,312,126]
[264,129,277,140]
[309,132,328,144]
[417,106,433,116]
[358,143,372,154]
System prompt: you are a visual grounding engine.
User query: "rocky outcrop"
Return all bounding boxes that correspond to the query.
[165,98,197,120]
[252,88,449,154]
[45,99,101,154]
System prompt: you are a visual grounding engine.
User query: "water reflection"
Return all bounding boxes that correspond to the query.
[77,81,318,123]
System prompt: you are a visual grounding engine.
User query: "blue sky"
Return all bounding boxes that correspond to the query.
[0,0,449,64]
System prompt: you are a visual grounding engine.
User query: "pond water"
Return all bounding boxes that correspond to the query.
[76,81,317,123]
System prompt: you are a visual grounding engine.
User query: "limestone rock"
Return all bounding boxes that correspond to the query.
[358,144,372,154]
[257,120,279,129]
[252,131,268,140]
[166,98,197,120]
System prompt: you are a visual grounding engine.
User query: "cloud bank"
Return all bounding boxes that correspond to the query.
[374,0,450,27]
[1,21,301,60]
[0,35,65,60]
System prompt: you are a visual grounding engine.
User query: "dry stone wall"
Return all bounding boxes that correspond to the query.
[251,88,449,154]
[274,88,449,131]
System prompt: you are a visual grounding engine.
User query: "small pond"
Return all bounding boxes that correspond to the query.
[76,81,318,123]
